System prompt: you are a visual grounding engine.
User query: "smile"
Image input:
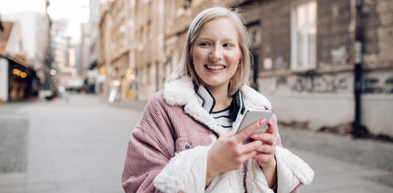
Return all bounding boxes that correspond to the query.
[205,65,226,70]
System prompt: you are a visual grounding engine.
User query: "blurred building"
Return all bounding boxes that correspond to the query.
[248,0,393,137]
[96,0,136,100]
[87,0,102,94]
[50,20,84,92]
[132,0,165,101]
[51,20,68,71]
[1,11,51,86]
[80,23,90,87]
[98,1,112,97]
[0,21,39,102]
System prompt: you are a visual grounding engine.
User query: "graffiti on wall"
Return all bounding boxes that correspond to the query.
[331,46,348,64]
[276,71,349,93]
[363,76,393,94]
[274,56,288,69]
[275,71,393,94]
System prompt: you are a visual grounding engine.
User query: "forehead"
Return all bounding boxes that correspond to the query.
[196,17,239,40]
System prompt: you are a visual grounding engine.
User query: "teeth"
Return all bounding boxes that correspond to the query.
[206,65,225,70]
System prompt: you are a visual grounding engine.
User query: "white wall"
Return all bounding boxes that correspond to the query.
[258,70,393,137]
[2,12,37,63]
[361,70,393,137]
[2,11,49,71]
[0,58,9,102]
[259,71,354,130]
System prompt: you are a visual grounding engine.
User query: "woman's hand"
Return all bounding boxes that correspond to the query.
[249,120,277,187]
[206,119,265,184]
[249,120,276,167]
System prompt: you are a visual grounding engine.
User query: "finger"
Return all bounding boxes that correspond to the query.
[242,140,262,153]
[235,119,266,142]
[255,144,275,154]
[264,122,275,134]
[242,150,258,161]
[253,145,276,160]
[249,133,276,145]
[252,154,274,163]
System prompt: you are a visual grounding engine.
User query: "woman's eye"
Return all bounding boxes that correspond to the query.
[200,42,210,46]
[223,43,233,47]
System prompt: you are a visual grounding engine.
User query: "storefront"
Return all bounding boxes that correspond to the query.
[0,56,39,102]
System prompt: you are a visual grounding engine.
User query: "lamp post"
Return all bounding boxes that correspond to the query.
[353,0,365,138]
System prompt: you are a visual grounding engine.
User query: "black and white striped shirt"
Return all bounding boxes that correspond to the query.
[196,85,245,132]
[211,107,233,132]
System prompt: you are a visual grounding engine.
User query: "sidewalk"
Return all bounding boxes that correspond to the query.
[280,128,393,192]
[0,94,392,193]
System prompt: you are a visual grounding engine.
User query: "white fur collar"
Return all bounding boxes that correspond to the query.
[163,77,272,136]
[163,77,195,106]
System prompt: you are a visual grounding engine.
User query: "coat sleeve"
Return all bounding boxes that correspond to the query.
[121,93,177,192]
[121,92,211,193]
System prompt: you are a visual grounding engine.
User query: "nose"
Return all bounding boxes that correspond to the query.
[209,45,223,61]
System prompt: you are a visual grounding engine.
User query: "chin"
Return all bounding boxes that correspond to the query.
[203,81,227,88]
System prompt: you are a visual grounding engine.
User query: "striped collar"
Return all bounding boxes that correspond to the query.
[195,85,245,121]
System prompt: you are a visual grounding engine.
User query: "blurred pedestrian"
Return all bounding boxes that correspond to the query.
[122,7,314,193]
[64,90,69,103]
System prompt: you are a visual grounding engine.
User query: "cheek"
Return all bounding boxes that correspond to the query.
[227,51,241,65]
[193,48,208,64]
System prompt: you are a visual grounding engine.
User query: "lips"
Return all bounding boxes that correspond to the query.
[205,65,226,70]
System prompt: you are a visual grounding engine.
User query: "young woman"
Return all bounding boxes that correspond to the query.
[122,7,314,193]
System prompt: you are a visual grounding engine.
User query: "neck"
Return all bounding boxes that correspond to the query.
[205,84,232,111]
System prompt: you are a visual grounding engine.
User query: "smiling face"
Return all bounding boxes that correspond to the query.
[192,17,242,92]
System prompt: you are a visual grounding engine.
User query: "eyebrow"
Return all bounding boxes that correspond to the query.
[197,36,237,42]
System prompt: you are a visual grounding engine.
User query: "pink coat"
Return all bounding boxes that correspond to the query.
[122,78,314,193]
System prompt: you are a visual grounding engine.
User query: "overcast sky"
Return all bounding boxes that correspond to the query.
[0,0,90,39]
[0,0,90,23]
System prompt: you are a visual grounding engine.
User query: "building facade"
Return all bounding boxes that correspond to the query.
[0,21,39,102]
[98,8,111,96]
[80,23,90,80]
[97,0,136,100]
[252,0,393,137]
[2,11,51,86]
[132,0,165,101]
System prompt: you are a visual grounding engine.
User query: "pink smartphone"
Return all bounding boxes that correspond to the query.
[235,109,273,144]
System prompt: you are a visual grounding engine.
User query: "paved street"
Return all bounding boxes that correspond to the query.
[0,93,392,193]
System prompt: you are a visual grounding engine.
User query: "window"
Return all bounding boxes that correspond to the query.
[291,1,317,70]
[246,21,261,50]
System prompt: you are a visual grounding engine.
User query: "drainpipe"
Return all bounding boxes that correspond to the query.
[353,0,364,138]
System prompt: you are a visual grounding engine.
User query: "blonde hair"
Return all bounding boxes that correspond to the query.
[164,7,251,96]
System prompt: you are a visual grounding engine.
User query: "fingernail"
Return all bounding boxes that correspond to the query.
[249,134,258,139]
[268,122,272,126]
[259,119,266,125]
